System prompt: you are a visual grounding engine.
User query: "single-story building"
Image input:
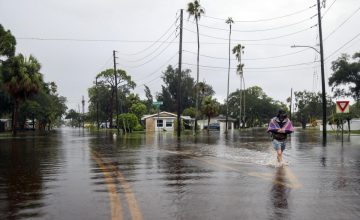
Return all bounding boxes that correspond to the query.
[198,115,236,131]
[320,118,360,131]
[141,112,193,132]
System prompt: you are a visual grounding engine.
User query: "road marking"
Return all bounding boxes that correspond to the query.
[164,150,302,189]
[91,153,123,220]
[93,151,143,220]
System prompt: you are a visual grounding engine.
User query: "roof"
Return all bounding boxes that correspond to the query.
[141,111,193,120]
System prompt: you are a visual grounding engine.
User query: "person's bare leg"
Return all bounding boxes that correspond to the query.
[277,149,282,163]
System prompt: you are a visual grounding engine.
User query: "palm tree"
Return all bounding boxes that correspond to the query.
[201,96,219,132]
[225,17,234,133]
[187,0,205,133]
[232,44,245,128]
[2,54,43,135]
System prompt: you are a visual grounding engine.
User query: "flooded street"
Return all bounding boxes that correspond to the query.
[1,128,360,220]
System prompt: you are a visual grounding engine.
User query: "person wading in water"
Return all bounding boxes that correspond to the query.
[267,110,294,165]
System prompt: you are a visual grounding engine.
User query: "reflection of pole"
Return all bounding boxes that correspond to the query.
[242,76,246,127]
[290,88,293,121]
[177,9,183,139]
[113,50,119,134]
[96,77,99,130]
[82,96,85,128]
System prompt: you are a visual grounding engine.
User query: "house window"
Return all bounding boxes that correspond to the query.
[166,120,173,127]
[157,119,163,127]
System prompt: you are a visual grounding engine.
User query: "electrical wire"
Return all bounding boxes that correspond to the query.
[183,48,309,61]
[182,60,318,70]
[183,25,315,42]
[118,28,177,63]
[130,52,178,82]
[121,37,177,69]
[118,17,179,56]
[323,5,360,41]
[325,30,360,61]
[136,62,177,87]
[186,17,313,32]
[202,4,316,23]
[322,0,338,18]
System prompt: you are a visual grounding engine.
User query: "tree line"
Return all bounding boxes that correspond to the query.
[0,24,67,135]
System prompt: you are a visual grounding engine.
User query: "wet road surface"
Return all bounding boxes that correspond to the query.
[0,128,360,219]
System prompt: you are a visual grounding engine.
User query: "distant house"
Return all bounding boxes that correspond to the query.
[321,118,360,131]
[141,112,193,132]
[198,115,236,131]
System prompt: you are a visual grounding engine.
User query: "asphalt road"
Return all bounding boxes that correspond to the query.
[0,127,359,220]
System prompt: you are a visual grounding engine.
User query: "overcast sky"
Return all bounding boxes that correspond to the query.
[1,0,359,111]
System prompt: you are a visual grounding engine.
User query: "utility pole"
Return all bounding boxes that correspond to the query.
[225,17,234,134]
[96,76,99,130]
[177,9,183,139]
[82,96,85,128]
[317,0,327,144]
[113,50,120,134]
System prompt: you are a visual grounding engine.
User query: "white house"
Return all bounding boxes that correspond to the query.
[320,118,360,131]
[197,115,236,131]
[141,112,193,132]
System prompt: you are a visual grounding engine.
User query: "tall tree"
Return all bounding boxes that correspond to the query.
[0,24,16,59]
[187,0,205,131]
[225,17,234,132]
[2,54,43,135]
[96,68,135,127]
[144,85,153,112]
[201,96,219,131]
[232,44,245,127]
[329,52,360,101]
[156,65,195,113]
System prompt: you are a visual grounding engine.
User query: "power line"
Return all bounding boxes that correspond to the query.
[186,17,313,32]
[136,62,178,87]
[183,48,309,61]
[325,30,360,61]
[118,29,177,63]
[120,37,177,69]
[322,0,338,18]
[324,5,360,41]
[183,60,318,70]
[202,4,316,23]
[183,25,315,42]
[118,21,179,56]
[182,63,318,73]
[130,52,178,82]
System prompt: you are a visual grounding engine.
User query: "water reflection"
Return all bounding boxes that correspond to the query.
[269,167,291,220]
[0,133,63,219]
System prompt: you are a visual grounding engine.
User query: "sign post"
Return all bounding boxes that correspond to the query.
[153,101,163,132]
[336,100,350,141]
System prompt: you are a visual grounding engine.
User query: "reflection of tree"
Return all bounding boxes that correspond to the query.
[0,137,63,219]
[270,167,291,220]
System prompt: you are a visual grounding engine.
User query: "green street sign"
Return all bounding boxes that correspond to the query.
[153,101,163,108]
[153,101,163,106]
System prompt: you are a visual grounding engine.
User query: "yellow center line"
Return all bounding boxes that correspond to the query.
[91,154,123,220]
[93,151,143,220]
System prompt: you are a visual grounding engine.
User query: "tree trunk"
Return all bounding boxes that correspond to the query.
[207,116,210,132]
[347,118,351,133]
[12,101,18,136]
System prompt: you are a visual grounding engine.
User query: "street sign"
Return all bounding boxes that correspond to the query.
[153,101,163,108]
[336,101,350,113]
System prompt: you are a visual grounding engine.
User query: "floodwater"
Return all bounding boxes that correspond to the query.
[0,127,360,220]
